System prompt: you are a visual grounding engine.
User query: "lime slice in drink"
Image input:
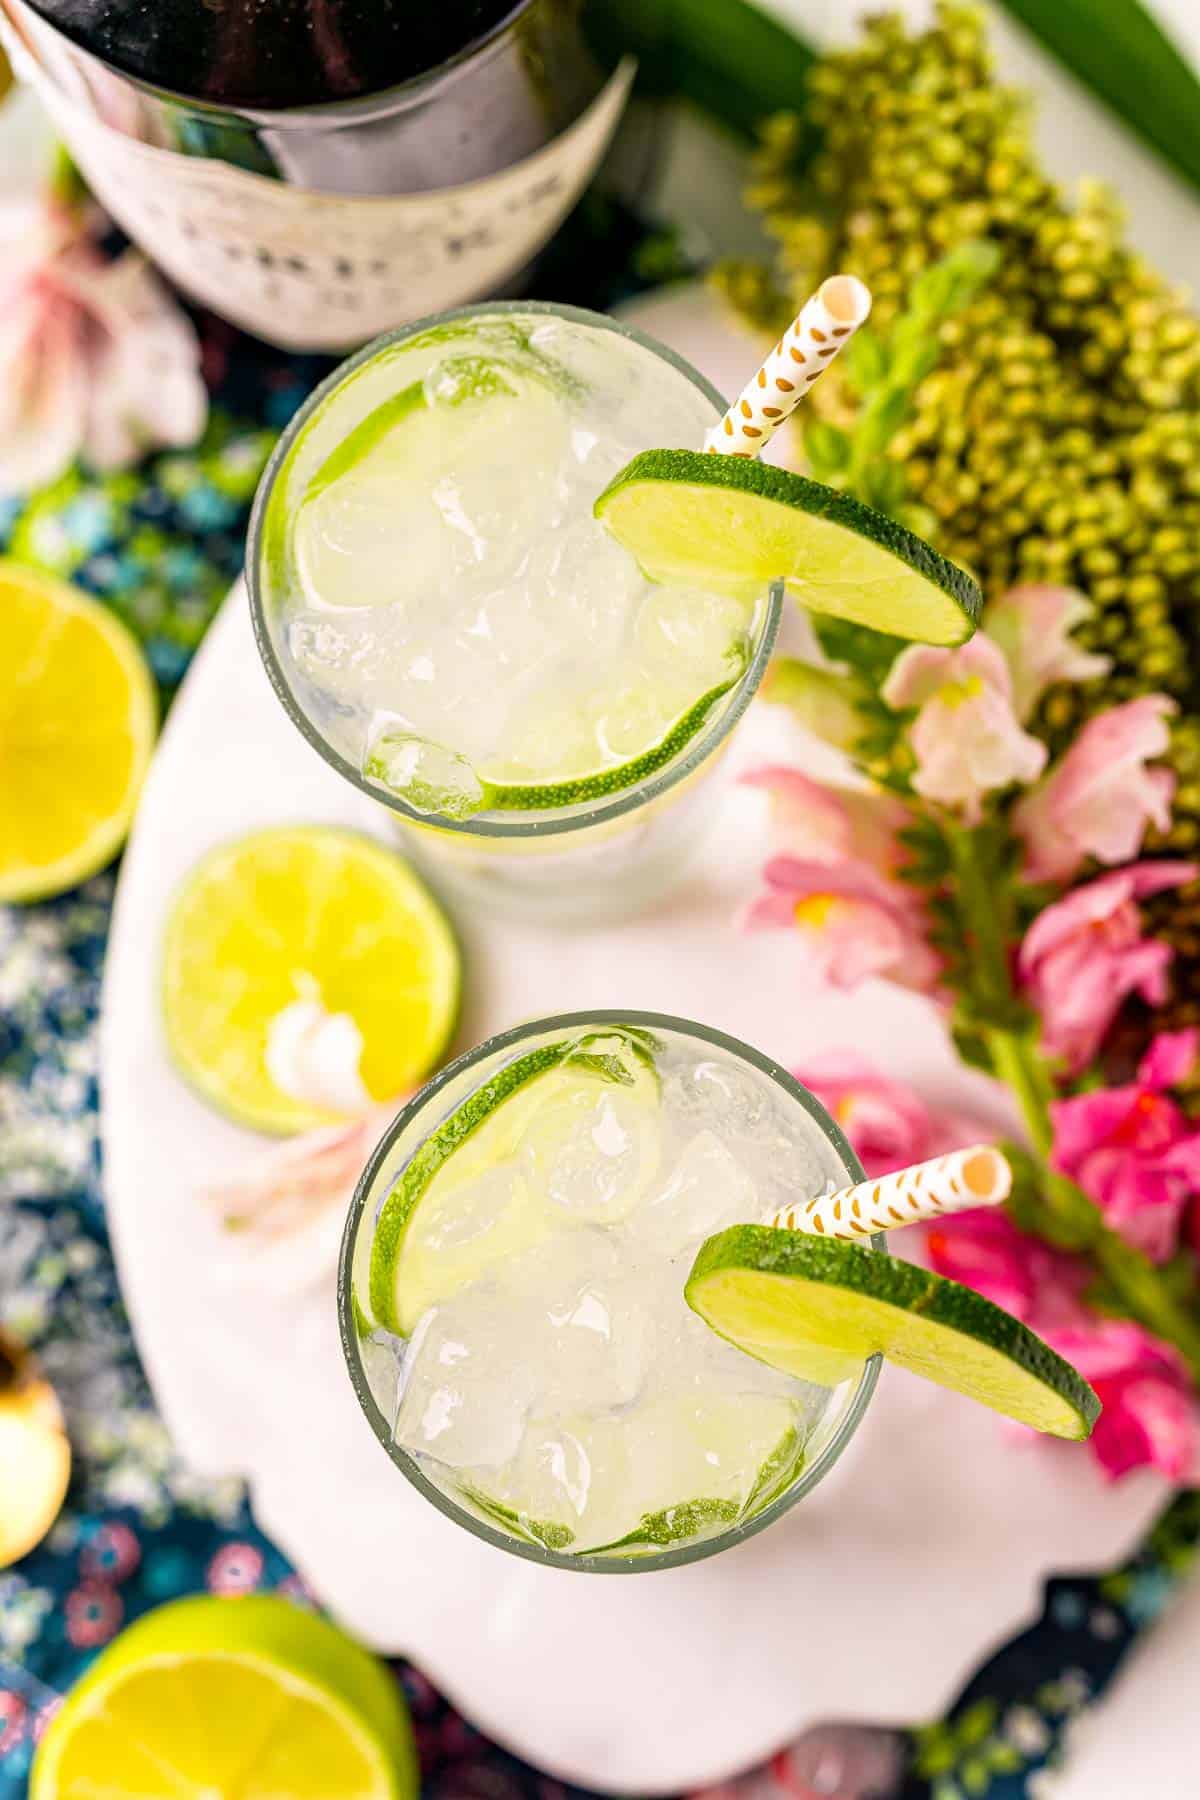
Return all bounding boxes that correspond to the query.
[365,661,747,819]
[290,351,568,613]
[595,450,982,645]
[367,1030,660,1334]
[686,1227,1100,1439]
[30,1594,416,1800]
[0,561,156,904]
[163,827,459,1135]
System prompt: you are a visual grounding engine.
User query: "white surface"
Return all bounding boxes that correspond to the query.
[99,285,1171,1794]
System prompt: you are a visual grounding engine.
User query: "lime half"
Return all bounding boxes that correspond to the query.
[163,828,459,1135]
[596,450,982,645]
[686,1227,1100,1439]
[31,1594,416,1800]
[367,1030,659,1335]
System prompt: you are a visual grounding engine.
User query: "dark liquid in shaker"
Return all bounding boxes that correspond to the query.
[21,0,526,107]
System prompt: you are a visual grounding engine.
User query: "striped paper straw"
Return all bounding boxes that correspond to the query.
[766,1145,1010,1242]
[704,274,872,459]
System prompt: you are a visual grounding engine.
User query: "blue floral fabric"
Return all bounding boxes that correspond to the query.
[2,238,1199,1798]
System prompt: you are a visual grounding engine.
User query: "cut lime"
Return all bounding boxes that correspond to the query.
[365,664,746,818]
[596,450,982,645]
[30,1594,416,1800]
[686,1228,1100,1439]
[290,349,568,613]
[162,827,459,1136]
[367,1030,659,1335]
[0,561,156,904]
[481,666,744,812]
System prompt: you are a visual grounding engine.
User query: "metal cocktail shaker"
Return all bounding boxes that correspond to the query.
[1,0,634,349]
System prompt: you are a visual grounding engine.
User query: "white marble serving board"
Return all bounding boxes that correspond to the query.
[99,287,1171,1792]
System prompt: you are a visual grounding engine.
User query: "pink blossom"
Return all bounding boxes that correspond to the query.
[983,584,1110,723]
[925,1206,1089,1330]
[882,635,1047,823]
[790,1051,981,1178]
[1016,862,1197,1073]
[1046,1322,1200,1483]
[740,766,910,875]
[0,193,206,494]
[744,856,940,991]
[201,1100,400,1238]
[1013,696,1178,884]
[1049,1030,1200,1262]
[927,1210,1200,1483]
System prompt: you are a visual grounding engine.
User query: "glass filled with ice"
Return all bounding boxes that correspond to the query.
[339,1011,880,1570]
[248,304,781,920]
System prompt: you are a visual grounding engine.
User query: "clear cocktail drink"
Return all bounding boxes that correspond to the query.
[249,304,780,919]
[340,1012,879,1570]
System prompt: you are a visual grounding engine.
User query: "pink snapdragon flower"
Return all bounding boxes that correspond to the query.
[1013,696,1178,885]
[0,192,207,494]
[1016,862,1198,1073]
[1048,1321,1200,1484]
[925,1205,1090,1330]
[744,858,940,990]
[927,1209,1200,1483]
[741,767,939,991]
[982,584,1110,723]
[1049,1030,1200,1262]
[882,635,1047,823]
[791,1051,983,1178]
[740,767,910,875]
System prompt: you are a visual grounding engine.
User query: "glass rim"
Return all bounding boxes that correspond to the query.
[25,0,538,128]
[337,1008,883,1575]
[246,299,784,841]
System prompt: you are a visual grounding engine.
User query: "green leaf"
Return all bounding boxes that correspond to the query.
[995,0,1200,196]
[843,330,890,392]
[802,417,852,474]
[584,0,818,143]
[762,656,867,750]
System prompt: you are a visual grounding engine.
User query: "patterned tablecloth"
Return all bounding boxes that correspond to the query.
[3,215,1200,1800]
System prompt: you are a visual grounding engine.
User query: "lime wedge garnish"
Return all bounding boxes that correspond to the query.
[31,1594,416,1800]
[595,449,982,645]
[368,1030,660,1335]
[685,1227,1100,1439]
[0,561,157,904]
[162,827,459,1135]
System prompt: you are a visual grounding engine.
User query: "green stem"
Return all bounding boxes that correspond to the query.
[949,826,1200,1381]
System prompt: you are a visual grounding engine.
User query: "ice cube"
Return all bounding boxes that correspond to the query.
[640,1130,759,1256]
[521,1084,656,1225]
[363,729,486,820]
[393,1297,535,1470]
[502,1235,654,1411]
[635,585,749,678]
[407,1162,521,1256]
[665,1057,773,1139]
[469,1411,636,1550]
[592,675,685,762]
[621,1390,797,1519]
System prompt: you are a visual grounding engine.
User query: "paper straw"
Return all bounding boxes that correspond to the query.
[704,274,872,459]
[766,1145,1011,1242]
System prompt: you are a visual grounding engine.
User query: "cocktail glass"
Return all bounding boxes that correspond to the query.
[247,302,782,922]
[339,1010,881,1572]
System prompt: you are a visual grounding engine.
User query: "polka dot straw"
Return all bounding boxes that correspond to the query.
[704,274,872,458]
[765,1145,1011,1242]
